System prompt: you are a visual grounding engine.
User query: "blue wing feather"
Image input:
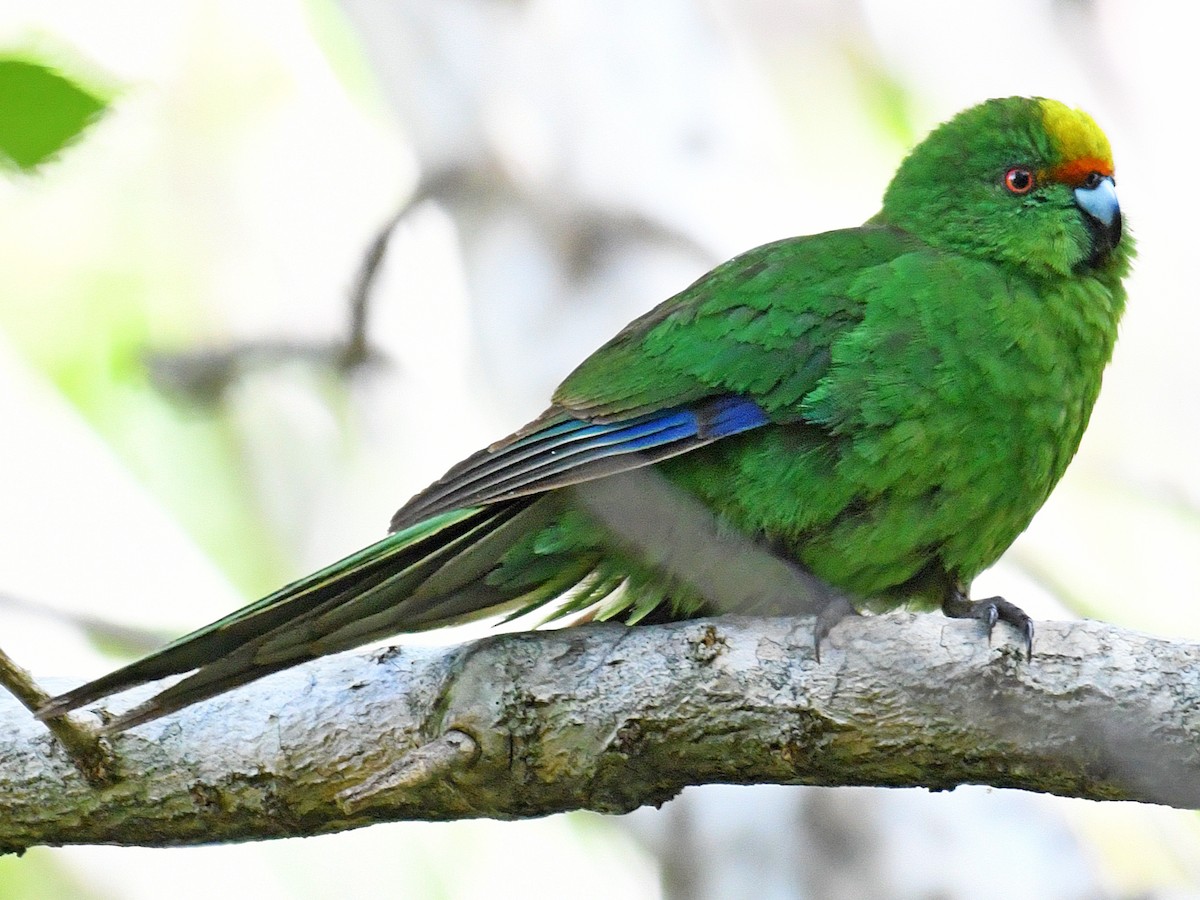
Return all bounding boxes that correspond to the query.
[390,395,770,530]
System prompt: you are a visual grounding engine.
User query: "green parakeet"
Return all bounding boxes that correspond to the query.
[39,96,1130,732]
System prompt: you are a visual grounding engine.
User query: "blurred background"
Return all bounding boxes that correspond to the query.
[1,1,1198,898]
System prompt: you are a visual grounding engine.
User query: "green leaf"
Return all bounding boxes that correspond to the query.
[0,57,109,171]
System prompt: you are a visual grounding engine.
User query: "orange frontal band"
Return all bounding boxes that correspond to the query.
[1045,156,1114,187]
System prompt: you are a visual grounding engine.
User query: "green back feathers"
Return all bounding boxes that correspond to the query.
[553,227,920,423]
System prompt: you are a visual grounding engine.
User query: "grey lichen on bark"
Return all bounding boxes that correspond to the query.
[2,612,1199,853]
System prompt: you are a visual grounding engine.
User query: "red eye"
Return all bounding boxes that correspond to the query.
[1004,167,1035,194]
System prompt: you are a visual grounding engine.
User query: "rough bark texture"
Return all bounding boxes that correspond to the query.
[2,612,1199,852]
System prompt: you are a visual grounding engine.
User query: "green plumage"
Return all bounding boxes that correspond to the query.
[40,96,1132,731]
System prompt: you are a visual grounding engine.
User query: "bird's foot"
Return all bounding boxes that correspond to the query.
[813,594,859,662]
[941,590,1034,660]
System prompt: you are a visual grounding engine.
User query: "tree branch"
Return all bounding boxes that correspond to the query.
[4,613,1198,852]
[0,643,114,787]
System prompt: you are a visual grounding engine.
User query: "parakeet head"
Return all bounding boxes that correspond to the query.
[879,97,1128,278]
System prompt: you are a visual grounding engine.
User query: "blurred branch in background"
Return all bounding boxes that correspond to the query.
[144,160,709,406]
[145,337,382,406]
[0,592,169,657]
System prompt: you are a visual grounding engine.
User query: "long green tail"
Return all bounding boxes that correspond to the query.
[38,497,560,731]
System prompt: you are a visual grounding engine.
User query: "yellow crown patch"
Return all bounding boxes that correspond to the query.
[1039,99,1113,170]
